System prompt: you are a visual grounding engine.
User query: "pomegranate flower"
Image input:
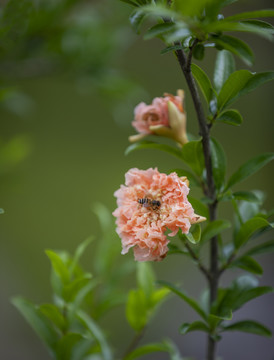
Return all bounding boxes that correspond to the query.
[113,168,206,262]
[129,90,188,146]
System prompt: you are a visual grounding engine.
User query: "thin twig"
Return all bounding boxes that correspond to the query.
[184,241,212,281]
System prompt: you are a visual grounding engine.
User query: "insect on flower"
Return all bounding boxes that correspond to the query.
[138,197,161,211]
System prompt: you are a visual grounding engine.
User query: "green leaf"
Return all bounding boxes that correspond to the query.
[234,71,274,101]
[63,273,93,303]
[201,220,231,244]
[174,0,218,18]
[151,288,170,307]
[129,9,146,33]
[193,44,205,60]
[214,50,235,93]
[77,310,112,360]
[123,342,172,360]
[212,35,254,66]
[244,239,274,257]
[191,63,213,104]
[158,281,207,321]
[126,289,148,331]
[234,217,269,249]
[225,9,274,22]
[161,44,185,54]
[179,321,209,334]
[144,22,176,40]
[12,297,58,354]
[69,237,93,276]
[233,191,260,202]
[125,141,183,161]
[216,109,243,126]
[170,168,200,187]
[181,140,204,176]
[186,224,201,244]
[221,320,272,337]
[217,70,253,110]
[188,196,209,219]
[56,333,84,360]
[230,255,263,275]
[45,250,70,285]
[137,262,155,299]
[210,138,226,191]
[39,303,66,332]
[226,153,274,190]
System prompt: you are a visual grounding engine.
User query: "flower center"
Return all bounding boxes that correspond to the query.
[143,111,159,123]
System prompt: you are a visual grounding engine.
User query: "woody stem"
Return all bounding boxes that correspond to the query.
[175,44,218,360]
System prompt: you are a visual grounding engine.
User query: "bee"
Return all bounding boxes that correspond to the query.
[138,197,161,210]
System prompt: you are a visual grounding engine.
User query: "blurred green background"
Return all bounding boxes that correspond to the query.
[0,0,274,359]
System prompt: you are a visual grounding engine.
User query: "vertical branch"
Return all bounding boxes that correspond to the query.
[175,44,219,360]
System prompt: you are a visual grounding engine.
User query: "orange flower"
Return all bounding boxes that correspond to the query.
[113,168,206,262]
[129,90,188,146]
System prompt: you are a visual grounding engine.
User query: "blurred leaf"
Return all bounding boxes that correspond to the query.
[216,109,243,126]
[77,310,112,360]
[137,262,155,300]
[12,297,58,355]
[181,140,204,176]
[125,141,183,161]
[0,208,4,214]
[173,0,218,18]
[213,50,235,93]
[151,287,170,307]
[224,9,274,22]
[179,321,209,334]
[212,35,254,66]
[188,196,209,219]
[69,237,93,277]
[234,71,274,102]
[217,70,253,110]
[191,63,213,104]
[0,135,31,173]
[45,250,70,285]
[201,220,231,244]
[230,255,263,275]
[63,274,93,303]
[170,168,200,187]
[161,44,186,54]
[225,153,274,191]
[232,191,260,202]
[158,281,207,321]
[234,217,269,249]
[144,22,176,40]
[126,289,148,332]
[221,320,272,337]
[39,303,66,332]
[193,44,205,60]
[56,333,84,360]
[124,341,174,360]
[210,137,226,191]
[243,239,274,257]
[129,9,146,33]
[185,224,201,244]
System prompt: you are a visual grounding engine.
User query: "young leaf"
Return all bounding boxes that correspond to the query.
[224,9,274,22]
[158,281,208,321]
[137,262,155,299]
[193,44,205,60]
[214,50,235,93]
[77,310,112,360]
[123,342,172,360]
[221,320,272,337]
[125,141,183,161]
[39,303,66,332]
[12,297,58,354]
[216,109,243,126]
[191,63,213,104]
[126,289,148,332]
[232,191,260,203]
[56,333,84,360]
[230,255,263,275]
[69,237,93,276]
[234,217,269,249]
[129,8,146,33]
[179,321,209,334]
[210,137,226,191]
[201,220,231,244]
[181,140,204,176]
[45,250,70,285]
[212,35,254,66]
[225,153,274,190]
[217,70,253,110]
